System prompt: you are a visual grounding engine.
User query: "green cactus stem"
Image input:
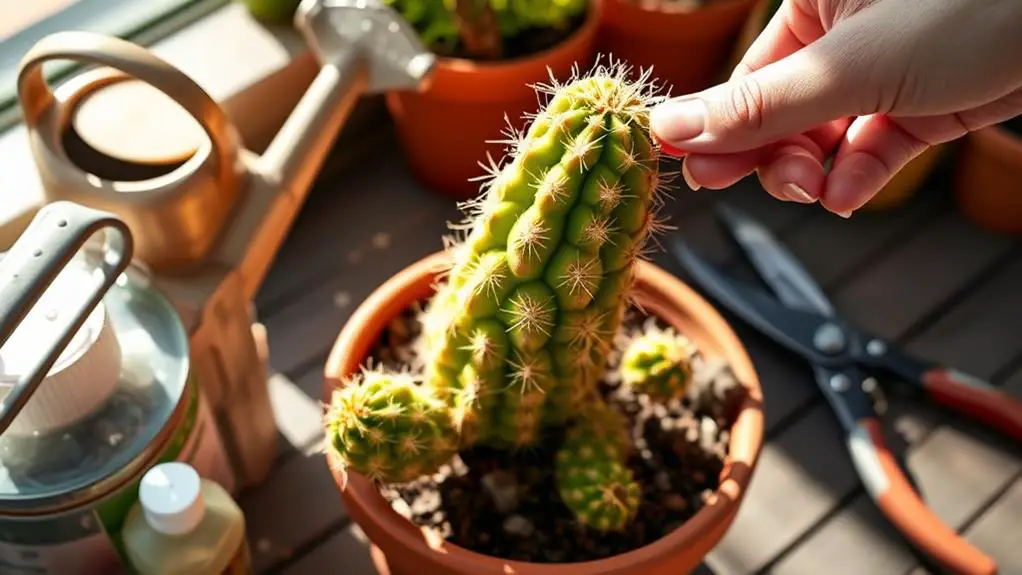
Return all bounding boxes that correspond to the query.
[620,325,697,402]
[325,367,461,484]
[323,61,675,535]
[419,60,672,451]
[555,399,642,533]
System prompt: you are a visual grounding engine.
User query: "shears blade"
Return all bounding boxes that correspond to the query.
[715,203,835,317]
[668,236,838,365]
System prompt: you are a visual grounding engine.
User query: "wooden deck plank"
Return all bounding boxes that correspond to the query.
[780,190,946,288]
[766,495,918,575]
[261,201,461,377]
[764,251,1022,574]
[957,476,1022,575]
[280,523,375,575]
[903,247,1022,376]
[829,210,1015,339]
[255,132,457,313]
[269,367,329,460]
[240,438,342,574]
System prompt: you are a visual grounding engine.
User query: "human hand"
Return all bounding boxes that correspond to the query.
[648,0,1022,217]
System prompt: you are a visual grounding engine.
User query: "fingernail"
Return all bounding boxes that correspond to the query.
[650,98,706,144]
[681,159,701,191]
[654,135,687,158]
[783,183,815,203]
[835,210,853,219]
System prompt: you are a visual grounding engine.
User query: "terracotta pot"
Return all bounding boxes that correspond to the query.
[862,143,948,211]
[322,250,765,575]
[725,0,777,76]
[953,124,1022,235]
[596,0,759,96]
[385,1,601,201]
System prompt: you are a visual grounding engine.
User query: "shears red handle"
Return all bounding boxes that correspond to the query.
[851,417,998,575]
[921,367,1022,442]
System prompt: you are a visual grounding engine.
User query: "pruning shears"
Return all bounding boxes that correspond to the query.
[669,203,1022,575]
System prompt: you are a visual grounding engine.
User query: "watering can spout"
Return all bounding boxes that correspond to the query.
[209,0,435,298]
[257,0,436,202]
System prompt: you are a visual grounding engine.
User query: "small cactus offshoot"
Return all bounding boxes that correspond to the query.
[620,326,697,402]
[324,59,674,532]
[325,368,460,484]
[555,400,642,533]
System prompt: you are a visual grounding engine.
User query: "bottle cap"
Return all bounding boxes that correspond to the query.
[0,254,122,436]
[139,462,205,535]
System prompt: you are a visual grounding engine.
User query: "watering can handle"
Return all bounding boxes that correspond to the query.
[0,201,133,435]
[17,31,237,175]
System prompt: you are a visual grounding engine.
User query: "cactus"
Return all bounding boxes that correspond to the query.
[324,60,672,532]
[620,326,697,402]
[325,367,461,484]
[555,400,642,533]
[420,60,669,451]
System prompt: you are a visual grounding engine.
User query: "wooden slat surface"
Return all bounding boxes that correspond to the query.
[239,122,1022,575]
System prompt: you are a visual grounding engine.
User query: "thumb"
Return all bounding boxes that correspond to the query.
[650,24,881,155]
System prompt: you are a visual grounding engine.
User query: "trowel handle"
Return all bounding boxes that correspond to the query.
[0,201,133,434]
[17,31,239,177]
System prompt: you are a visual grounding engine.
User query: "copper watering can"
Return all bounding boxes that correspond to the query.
[15,0,436,489]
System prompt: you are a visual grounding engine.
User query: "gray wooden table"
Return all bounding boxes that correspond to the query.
[240,122,1022,575]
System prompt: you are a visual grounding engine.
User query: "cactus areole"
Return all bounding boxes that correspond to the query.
[325,60,678,534]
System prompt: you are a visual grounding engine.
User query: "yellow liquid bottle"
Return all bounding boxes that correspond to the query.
[122,462,252,575]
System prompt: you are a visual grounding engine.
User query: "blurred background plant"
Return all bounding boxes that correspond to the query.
[382,0,588,60]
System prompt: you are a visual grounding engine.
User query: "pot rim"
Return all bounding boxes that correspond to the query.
[607,0,760,16]
[322,250,765,573]
[599,0,761,48]
[426,0,603,75]
[602,0,761,25]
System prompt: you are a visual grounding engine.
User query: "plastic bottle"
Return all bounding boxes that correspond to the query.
[122,461,252,575]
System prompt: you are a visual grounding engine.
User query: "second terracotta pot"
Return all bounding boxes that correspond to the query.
[953,123,1022,235]
[385,2,601,201]
[322,250,765,575]
[596,0,759,96]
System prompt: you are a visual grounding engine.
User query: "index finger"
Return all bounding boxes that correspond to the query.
[730,0,820,79]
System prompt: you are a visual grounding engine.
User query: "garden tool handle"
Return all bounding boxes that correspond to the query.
[920,367,1022,443]
[0,201,132,435]
[17,31,239,182]
[852,418,998,575]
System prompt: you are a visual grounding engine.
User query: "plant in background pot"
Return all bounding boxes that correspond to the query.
[595,0,759,96]
[381,0,600,200]
[953,115,1022,235]
[321,61,764,575]
[237,0,302,21]
[727,0,947,212]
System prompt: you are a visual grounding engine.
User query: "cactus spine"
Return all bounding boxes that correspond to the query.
[325,61,671,531]
[620,326,697,402]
